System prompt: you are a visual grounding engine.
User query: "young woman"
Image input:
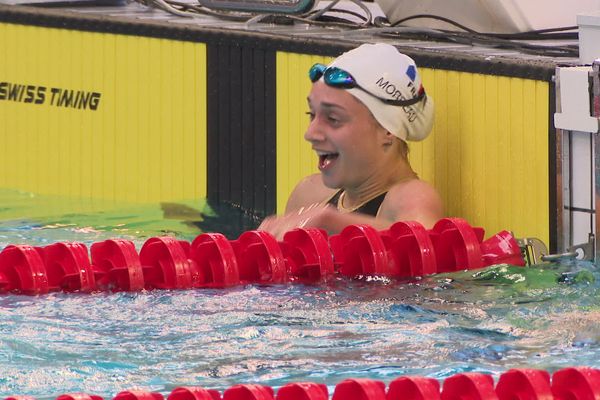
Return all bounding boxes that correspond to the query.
[259,43,444,239]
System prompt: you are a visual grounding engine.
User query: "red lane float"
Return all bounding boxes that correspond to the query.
[113,391,164,400]
[223,385,274,400]
[440,373,497,400]
[552,367,600,400]
[281,229,334,282]
[276,382,328,400]
[42,242,96,292]
[139,237,197,290]
[4,397,37,400]
[0,245,49,294]
[480,231,527,269]
[384,221,437,277]
[331,379,386,400]
[168,387,222,400]
[56,394,104,400]
[190,233,240,288]
[430,218,484,273]
[386,376,440,400]
[0,218,526,294]
[330,225,390,277]
[230,231,287,284]
[495,369,552,400]
[91,239,144,291]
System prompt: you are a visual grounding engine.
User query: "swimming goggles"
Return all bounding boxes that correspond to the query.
[309,63,425,107]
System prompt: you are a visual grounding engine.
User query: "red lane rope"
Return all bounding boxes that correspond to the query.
[6,367,600,399]
[0,218,525,294]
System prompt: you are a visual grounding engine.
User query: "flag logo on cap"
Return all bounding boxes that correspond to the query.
[406,65,417,82]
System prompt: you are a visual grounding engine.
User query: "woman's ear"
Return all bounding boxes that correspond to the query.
[383,130,394,146]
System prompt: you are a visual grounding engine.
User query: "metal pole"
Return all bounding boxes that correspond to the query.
[593,60,600,261]
[554,69,567,255]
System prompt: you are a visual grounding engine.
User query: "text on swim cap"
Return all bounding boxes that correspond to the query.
[375,77,418,122]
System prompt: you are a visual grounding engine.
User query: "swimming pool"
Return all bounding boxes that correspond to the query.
[0,189,599,399]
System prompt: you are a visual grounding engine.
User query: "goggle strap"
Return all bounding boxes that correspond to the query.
[308,63,425,107]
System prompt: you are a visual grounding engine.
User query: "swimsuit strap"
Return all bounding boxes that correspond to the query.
[355,192,387,217]
[326,190,343,208]
[325,190,387,217]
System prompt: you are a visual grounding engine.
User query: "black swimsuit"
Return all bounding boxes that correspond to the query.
[326,190,388,217]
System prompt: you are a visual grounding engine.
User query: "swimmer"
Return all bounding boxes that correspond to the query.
[259,43,444,239]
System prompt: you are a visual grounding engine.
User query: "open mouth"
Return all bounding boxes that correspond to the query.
[317,151,339,170]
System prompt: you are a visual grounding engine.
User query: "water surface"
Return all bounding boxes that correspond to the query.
[0,189,598,399]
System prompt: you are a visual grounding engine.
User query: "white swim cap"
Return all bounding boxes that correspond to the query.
[326,43,434,142]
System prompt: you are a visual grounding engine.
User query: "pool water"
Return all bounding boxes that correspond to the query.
[0,189,599,399]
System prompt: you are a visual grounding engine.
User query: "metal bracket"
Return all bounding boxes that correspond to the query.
[563,233,596,262]
[554,66,600,133]
[517,234,595,265]
[592,59,600,120]
[517,237,549,265]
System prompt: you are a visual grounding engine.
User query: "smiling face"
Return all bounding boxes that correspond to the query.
[305,81,391,191]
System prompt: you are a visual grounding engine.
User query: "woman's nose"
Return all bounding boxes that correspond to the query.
[304,119,325,142]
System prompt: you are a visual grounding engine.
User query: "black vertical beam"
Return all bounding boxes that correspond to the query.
[206,43,277,219]
[206,44,221,207]
[263,51,277,215]
[241,46,255,211]
[229,45,243,206]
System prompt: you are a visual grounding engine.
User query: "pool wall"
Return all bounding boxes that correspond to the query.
[0,22,208,203]
[0,5,553,247]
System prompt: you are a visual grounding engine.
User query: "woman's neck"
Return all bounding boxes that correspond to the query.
[341,159,417,210]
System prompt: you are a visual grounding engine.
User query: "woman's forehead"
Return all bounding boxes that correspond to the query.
[308,81,365,110]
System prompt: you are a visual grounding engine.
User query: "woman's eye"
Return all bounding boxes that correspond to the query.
[306,111,315,121]
[327,115,341,125]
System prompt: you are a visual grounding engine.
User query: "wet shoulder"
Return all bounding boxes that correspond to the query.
[380,179,444,228]
[285,173,337,213]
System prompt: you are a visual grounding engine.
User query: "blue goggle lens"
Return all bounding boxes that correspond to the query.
[309,63,356,89]
[324,68,355,88]
[308,63,326,83]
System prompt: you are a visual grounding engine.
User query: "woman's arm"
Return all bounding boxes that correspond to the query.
[259,176,444,239]
[258,203,395,240]
[284,173,336,213]
[379,179,444,229]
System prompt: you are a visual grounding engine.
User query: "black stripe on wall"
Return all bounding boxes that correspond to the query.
[206,43,276,220]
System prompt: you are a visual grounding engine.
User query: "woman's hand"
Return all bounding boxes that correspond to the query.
[258,202,396,240]
[258,203,333,240]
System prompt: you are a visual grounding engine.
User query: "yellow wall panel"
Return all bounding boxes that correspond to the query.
[417,73,549,242]
[0,23,207,203]
[276,51,550,243]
